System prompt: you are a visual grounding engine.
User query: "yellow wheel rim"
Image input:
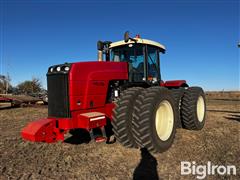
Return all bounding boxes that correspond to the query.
[155,100,174,141]
[197,96,205,122]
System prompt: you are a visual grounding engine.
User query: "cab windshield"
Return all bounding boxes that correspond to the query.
[111,44,160,83]
[111,44,145,82]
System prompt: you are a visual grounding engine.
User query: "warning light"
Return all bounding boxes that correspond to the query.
[135,34,141,38]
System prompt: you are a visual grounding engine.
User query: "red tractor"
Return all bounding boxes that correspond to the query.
[21,32,206,153]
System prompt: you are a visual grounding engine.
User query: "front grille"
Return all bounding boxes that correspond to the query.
[47,73,70,118]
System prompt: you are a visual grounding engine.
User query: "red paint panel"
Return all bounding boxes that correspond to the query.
[58,118,74,129]
[70,103,114,120]
[69,96,84,110]
[58,103,115,130]
[21,118,56,142]
[21,102,115,143]
[69,81,87,96]
[84,95,106,108]
[105,103,115,119]
[163,80,187,87]
[69,61,128,81]
[69,61,128,111]
[89,118,106,129]
[87,80,109,95]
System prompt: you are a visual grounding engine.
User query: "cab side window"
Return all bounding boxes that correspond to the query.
[147,46,159,80]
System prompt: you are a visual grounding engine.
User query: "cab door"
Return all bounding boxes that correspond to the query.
[146,45,160,83]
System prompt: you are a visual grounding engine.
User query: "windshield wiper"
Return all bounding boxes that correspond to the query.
[148,55,158,73]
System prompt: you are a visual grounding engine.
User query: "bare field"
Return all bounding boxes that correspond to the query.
[0,92,239,180]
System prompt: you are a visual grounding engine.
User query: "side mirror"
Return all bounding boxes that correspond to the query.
[104,41,112,48]
[124,31,130,42]
[124,31,137,43]
[97,41,104,50]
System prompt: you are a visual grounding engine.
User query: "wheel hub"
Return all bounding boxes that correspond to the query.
[197,96,205,122]
[155,100,174,141]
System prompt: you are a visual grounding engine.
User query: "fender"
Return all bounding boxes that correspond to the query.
[161,80,188,88]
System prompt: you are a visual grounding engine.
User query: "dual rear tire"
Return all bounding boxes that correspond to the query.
[181,87,206,130]
[171,87,206,130]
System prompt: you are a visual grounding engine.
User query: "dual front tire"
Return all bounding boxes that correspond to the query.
[112,86,206,153]
[112,87,144,147]
[132,87,177,153]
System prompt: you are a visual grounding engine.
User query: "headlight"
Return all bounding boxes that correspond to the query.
[48,63,71,73]
[56,66,61,72]
[64,66,70,71]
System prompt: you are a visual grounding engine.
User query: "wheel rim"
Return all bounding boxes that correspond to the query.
[197,96,205,122]
[155,100,174,141]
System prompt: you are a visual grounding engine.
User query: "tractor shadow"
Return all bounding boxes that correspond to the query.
[133,148,159,180]
[64,120,115,145]
[64,129,91,145]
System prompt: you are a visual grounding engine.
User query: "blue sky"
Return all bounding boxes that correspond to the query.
[0,0,239,90]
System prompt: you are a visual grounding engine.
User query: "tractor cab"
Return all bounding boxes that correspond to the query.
[98,32,166,84]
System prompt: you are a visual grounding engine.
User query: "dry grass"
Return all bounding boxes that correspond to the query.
[0,92,239,179]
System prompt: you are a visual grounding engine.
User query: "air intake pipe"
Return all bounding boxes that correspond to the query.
[97,50,103,62]
[97,41,112,61]
[97,41,104,61]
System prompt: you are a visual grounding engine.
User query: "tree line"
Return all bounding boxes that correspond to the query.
[0,75,45,95]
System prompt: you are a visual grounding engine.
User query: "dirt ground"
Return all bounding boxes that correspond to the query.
[0,92,239,180]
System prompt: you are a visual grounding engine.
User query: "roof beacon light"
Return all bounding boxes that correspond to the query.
[135,34,141,39]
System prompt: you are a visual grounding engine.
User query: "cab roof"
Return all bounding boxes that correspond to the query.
[109,38,166,51]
